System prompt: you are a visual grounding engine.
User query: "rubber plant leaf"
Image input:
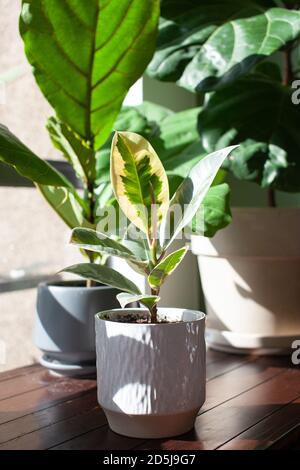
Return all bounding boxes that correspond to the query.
[117,292,160,310]
[62,263,141,295]
[148,246,188,289]
[110,131,169,237]
[70,227,146,270]
[160,146,237,249]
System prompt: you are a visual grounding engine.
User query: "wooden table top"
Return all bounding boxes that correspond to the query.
[0,349,300,451]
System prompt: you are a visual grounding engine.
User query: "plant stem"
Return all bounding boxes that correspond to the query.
[267,37,296,209]
[267,35,295,209]
[86,249,96,288]
[150,288,159,324]
[284,47,294,86]
[268,188,277,208]
[86,178,96,288]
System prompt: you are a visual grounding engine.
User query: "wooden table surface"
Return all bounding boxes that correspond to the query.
[0,349,300,451]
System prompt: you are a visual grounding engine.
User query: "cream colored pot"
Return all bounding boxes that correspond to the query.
[191,208,300,354]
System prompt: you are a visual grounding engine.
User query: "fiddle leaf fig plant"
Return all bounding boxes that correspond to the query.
[148,0,300,202]
[0,0,160,276]
[63,131,236,323]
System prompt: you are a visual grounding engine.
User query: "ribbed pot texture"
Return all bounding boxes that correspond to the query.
[95,308,206,439]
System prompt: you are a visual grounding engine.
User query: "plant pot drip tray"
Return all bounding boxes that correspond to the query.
[40,355,96,378]
[206,328,300,355]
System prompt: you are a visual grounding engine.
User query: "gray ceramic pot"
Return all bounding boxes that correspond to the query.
[34,281,120,376]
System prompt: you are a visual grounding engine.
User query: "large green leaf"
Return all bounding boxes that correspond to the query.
[148,2,300,92]
[20,0,159,149]
[198,75,300,192]
[111,131,169,235]
[47,117,95,183]
[62,263,141,295]
[189,183,232,238]
[148,246,188,289]
[117,292,160,310]
[38,185,93,229]
[70,227,146,268]
[160,146,237,248]
[0,124,69,187]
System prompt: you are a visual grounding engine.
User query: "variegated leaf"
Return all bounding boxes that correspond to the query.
[117,292,160,310]
[70,228,147,271]
[110,131,169,237]
[62,263,141,295]
[148,246,188,289]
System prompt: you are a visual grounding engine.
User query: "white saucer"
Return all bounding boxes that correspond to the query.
[206,328,300,356]
[40,355,96,378]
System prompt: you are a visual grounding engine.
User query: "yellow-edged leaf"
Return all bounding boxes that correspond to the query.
[110,131,169,236]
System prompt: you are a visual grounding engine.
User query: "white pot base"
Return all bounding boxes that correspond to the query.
[206,328,299,356]
[104,408,199,439]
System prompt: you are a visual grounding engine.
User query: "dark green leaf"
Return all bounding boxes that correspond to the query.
[198,75,300,192]
[148,2,300,92]
[0,124,69,187]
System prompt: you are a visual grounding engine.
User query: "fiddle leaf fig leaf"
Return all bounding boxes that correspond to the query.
[47,117,95,183]
[0,124,69,187]
[198,75,300,192]
[148,2,300,92]
[181,8,300,92]
[117,292,160,310]
[160,146,237,249]
[20,0,160,149]
[62,263,141,295]
[148,246,188,289]
[111,131,169,236]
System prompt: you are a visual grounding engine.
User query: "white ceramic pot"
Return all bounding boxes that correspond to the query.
[95,308,206,439]
[191,208,300,354]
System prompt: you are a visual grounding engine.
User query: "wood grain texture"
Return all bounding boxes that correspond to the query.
[0,352,299,451]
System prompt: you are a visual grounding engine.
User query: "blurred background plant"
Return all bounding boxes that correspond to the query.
[148,0,300,207]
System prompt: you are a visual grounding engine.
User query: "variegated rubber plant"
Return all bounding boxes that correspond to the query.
[63,132,236,323]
